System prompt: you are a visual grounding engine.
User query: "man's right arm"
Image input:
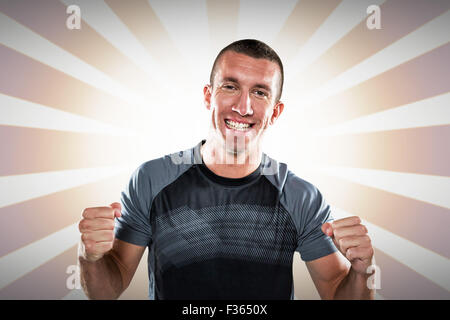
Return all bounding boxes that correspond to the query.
[78,202,146,300]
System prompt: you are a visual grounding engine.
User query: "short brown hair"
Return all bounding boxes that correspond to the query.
[210,39,284,101]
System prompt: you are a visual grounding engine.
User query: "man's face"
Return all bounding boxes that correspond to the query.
[204,51,284,155]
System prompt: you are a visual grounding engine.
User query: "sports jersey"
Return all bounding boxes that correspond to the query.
[115,140,337,299]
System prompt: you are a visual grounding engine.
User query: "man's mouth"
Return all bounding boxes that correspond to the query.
[224,119,254,131]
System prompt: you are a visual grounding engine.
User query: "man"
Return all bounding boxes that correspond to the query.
[78,39,375,300]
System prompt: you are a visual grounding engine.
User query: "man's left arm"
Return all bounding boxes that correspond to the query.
[305,216,376,300]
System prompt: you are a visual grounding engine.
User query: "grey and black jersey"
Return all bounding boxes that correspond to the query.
[115,140,337,300]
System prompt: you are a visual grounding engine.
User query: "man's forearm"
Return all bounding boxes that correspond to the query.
[78,243,125,300]
[333,267,375,300]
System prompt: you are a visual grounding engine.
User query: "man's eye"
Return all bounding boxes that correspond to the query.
[223,85,236,90]
[254,90,267,97]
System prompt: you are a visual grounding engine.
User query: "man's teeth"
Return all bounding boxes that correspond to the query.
[225,120,251,130]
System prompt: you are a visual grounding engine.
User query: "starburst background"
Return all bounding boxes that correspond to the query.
[0,0,449,300]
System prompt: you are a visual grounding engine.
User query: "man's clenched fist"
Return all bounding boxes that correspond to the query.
[78,202,122,262]
[321,216,374,274]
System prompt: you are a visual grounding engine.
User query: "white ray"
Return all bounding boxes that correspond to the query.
[285,0,386,80]
[0,12,144,105]
[0,165,133,209]
[147,0,210,89]
[146,0,213,145]
[331,207,450,292]
[314,93,450,136]
[315,166,450,209]
[60,0,171,92]
[299,10,450,107]
[0,223,79,290]
[0,93,136,136]
[237,0,298,44]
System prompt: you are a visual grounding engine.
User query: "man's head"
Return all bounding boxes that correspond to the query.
[210,39,284,101]
[204,39,285,156]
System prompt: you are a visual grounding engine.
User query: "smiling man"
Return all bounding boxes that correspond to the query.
[78,39,375,300]
[201,45,284,178]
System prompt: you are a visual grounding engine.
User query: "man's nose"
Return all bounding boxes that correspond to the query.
[232,92,254,116]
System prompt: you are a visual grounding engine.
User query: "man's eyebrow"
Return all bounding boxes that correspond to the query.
[254,83,271,92]
[222,77,239,84]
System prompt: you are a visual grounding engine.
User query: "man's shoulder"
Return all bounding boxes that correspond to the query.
[131,144,198,187]
[263,155,318,197]
[263,157,322,210]
[285,170,319,196]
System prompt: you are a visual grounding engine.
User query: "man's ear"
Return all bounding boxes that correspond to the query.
[270,101,284,125]
[203,84,212,110]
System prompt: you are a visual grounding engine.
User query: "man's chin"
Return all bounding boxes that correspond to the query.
[224,134,252,149]
[225,146,247,155]
[225,138,258,155]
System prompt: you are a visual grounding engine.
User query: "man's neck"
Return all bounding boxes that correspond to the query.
[200,138,262,179]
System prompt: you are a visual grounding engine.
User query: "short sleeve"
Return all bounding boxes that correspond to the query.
[115,164,152,247]
[296,189,337,261]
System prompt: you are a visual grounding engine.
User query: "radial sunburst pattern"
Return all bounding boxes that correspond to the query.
[0,0,449,300]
